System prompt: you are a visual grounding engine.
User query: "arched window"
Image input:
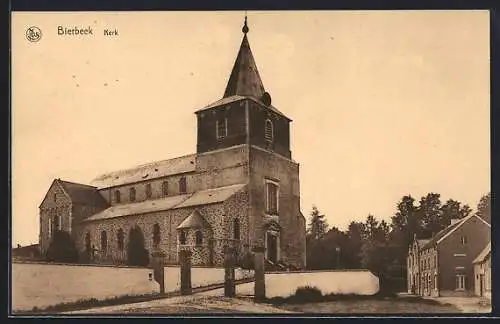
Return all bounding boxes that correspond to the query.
[117,229,124,251]
[179,177,187,194]
[179,231,187,245]
[101,231,108,251]
[195,230,203,245]
[233,219,240,240]
[85,232,91,251]
[145,183,152,199]
[153,223,161,248]
[130,187,136,202]
[265,119,274,142]
[115,190,121,203]
[162,181,169,196]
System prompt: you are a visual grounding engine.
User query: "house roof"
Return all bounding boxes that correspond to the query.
[421,214,490,250]
[83,183,246,222]
[57,180,108,207]
[473,242,491,264]
[177,210,210,230]
[90,154,197,189]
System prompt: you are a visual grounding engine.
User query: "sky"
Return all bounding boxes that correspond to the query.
[11,10,490,246]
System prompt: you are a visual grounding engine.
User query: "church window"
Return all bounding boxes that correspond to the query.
[265,119,274,142]
[153,224,161,248]
[460,236,467,245]
[54,193,57,203]
[117,229,124,251]
[145,183,152,199]
[179,231,187,245]
[130,187,136,202]
[101,231,108,251]
[216,117,227,139]
[179,177,187,194]
[162,181,169,196]
[115,190,121,203]
[233,219,240,240]
[195,230,203,246]
[265,179,279,215]
[48,217,53,238]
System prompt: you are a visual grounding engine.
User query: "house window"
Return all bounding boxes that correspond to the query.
[153,224,161,249]
[216,117,227,139]
[145,183,152,199]
[233,218,240,240]
[460,236,467,245]
[115,190,121,203]
[162,181,169,196]
[179,231,187,245]
[265,119,274,142]
[179,177,187,194]
[265,180,279,215]
[195,230,203,245]
[456,274,466,290]
[117,229,124,251]
[101,231,108,251]
[130,187,136,202]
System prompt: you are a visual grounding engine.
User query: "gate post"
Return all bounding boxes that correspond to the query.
[179,249,192,295]
[253,246,266,302]
[224,246,236,297]
[151,250,166,295]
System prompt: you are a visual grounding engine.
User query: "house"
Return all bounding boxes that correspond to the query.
[38,17,306,269]
[407,214,490,297]
[406,236,429,295]
[12,244,40,261]
[473,241,491,300]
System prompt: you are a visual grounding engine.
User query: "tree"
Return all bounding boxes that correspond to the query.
[306,205,329,241]
[45,230,79,263]
[476,192,491,224]
[127,226,150,267]
[417,193,442,237]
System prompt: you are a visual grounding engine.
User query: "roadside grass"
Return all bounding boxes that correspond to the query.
[263,286,460,314]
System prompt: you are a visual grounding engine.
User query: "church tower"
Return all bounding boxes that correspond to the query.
[195,16,292,159]
[195,16,306,269]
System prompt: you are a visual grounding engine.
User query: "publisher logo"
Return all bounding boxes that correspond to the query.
[26,26,42,42]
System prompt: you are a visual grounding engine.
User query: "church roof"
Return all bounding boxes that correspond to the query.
[90,154,197,189]
[177,210,210,230]
[83,183,246,222]
[57,180,109,207]
[196,95,291,121]
[223,17,265,99]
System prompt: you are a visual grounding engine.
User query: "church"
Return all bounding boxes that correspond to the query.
[38,17,307,269]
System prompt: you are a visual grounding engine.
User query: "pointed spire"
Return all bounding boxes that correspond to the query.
[223,15,265,99]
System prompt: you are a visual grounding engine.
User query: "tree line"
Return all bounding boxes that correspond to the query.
[306,192,491,292]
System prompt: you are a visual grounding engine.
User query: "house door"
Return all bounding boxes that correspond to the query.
[479,274,484,297]
[267,234,278,263]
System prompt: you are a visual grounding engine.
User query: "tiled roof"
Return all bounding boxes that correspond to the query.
[57,180,108,207]
[473,242,491,264]
[421,215,482,250]
[196,95,290,121]
[177,210,210,230]
[90,154,197,189]
[83,183,246,222]
[174,184,246,209]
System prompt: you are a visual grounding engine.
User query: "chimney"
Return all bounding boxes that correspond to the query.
[17,244,21,248]
[450,218,461,226]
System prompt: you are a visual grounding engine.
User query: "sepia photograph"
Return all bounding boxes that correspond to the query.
[10,10,491,316]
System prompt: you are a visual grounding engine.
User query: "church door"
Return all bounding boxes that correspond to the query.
[267,234,278,263]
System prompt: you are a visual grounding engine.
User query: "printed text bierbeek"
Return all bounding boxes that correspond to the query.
[57,26,119,36]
